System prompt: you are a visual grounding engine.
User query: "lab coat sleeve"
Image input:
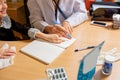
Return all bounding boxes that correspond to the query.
[27,0,49,32]
[65,0,88,27]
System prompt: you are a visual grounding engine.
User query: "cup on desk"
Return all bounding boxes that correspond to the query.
[112,14,120,29]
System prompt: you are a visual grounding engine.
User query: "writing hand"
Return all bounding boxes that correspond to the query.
[44,25,70,39]
[62,21,73,34]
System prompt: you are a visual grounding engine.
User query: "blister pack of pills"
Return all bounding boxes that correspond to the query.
[46,67,68,80]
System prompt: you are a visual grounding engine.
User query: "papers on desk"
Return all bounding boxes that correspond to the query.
[92,4,120,11]
[97,48,120,65]
[0,56,15,69]
[20,38,76,64]
[91,2,120,11]
[53,37,76,49]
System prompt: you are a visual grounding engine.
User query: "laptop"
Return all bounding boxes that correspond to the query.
[77,41,105,80]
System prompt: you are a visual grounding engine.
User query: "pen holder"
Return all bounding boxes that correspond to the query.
[112,14,120,29]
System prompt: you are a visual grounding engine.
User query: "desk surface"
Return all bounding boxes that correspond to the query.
[0,20,120,80]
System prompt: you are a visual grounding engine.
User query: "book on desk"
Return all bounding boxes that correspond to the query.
[20,38,76,64]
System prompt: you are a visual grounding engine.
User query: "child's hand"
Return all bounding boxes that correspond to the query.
[0,48,16,59]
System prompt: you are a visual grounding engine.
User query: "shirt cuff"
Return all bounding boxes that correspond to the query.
[28,28,39,39]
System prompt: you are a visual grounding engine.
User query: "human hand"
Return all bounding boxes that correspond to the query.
[0,49,16,59]
[0,44,16,69]
[35,31,64,43]
[44,34,64,43]
[62,21,73,34]
[44,25,70,39]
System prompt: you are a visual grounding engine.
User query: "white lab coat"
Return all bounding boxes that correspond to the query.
[28,0,88,32]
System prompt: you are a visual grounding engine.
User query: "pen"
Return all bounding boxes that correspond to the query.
[74,46,95,52]
[66,33,72,39]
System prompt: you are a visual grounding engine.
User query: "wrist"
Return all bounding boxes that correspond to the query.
[35,31,48,40]
[63,21,69,24]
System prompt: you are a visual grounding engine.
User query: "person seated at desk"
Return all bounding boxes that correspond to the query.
[0,0,64,43]
[27,0,88,38]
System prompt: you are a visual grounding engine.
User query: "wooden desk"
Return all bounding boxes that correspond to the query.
[0,20,120,80]
[7,2,26,24]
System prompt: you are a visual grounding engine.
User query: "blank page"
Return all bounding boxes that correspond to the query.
[20,40,64,64]
[53,38,76,49]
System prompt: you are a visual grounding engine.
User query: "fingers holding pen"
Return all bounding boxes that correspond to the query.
[44,24,72,39]
[54,25,72,39]
[62,21,73,34]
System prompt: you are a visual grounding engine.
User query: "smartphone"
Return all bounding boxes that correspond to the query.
[91,21,108,27]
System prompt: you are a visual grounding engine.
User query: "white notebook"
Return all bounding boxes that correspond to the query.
[20,38,76,64]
